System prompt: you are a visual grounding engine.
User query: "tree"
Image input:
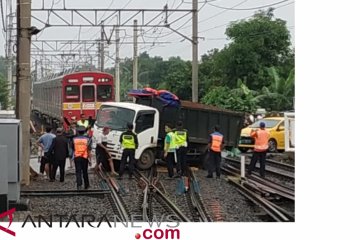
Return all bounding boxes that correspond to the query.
[201,81,261,112]
[260,67,295,111]
[0,73,9,109]
[159,57,192,100]
[216,9,292,90]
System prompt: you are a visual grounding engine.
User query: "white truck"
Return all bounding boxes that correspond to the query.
[93,96,244,170]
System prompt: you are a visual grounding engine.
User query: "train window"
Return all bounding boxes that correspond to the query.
[97,85,112,101]
[65,85,79,102]
[82,85,95,102]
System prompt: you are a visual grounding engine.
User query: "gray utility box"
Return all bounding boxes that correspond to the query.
[0,145,8,212]
[0,119,21,202]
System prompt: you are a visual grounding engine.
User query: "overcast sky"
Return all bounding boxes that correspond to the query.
[0,0,294,68]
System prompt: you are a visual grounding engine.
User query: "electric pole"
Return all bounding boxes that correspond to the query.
[16,0,32,185]
[133,19,138,91]
[100,25,105,72]
[115,26,120,102]
[6,0,14,109]
[97,41,101,70]
[192,0,199,102]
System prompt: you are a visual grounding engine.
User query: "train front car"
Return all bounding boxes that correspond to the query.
[62,72,114,128]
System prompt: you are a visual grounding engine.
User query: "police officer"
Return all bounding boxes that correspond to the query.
[119,123,138,179]
[163,123,178,179]
[174,121,189,176]
[206,125,224,179]
[77,113,89,129]
[72,126,91,190]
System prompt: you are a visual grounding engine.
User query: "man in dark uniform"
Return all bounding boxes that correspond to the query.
[119,123,138,179]
[71,126,91,190]
[206,125,224,179]
[48,128,69,182]
[173,121,189,176]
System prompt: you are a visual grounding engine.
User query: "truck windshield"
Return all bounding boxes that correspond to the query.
[96,106,135,130]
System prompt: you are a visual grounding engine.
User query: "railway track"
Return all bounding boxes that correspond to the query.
[96,169,130,222]
[221,163,294,222]
[134,167,191,222]
[224,156,295,181]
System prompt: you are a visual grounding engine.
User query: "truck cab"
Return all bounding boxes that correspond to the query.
[93,102,159,169]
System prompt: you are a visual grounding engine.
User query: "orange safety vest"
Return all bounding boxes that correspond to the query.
[251,129,270,152]
[73,136,89,159]
[210,132,224,152]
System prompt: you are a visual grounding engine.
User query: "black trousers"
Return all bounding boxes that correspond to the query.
[119,149,135,176]
[96,147,110,171]
[74,157,89,187]
[51,158,66,181]
[176,147,187,176]
[40,152,52,174]
[166,152,176,177]
[248,151,267,177]
[207,150,222,177]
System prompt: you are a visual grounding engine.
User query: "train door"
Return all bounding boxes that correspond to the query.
[80,84,97,119]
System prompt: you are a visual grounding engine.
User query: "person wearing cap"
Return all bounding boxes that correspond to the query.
[77,113,89,129]
[119,123,138,179]
[48,128,69,182]
[71,126,91,190]
[247,122,270,178]
[95,126,118,176]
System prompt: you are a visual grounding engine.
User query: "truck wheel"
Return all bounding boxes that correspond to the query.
[136,149,155,170]
[268,139,277,152]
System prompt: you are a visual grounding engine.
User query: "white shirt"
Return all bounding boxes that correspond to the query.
[96,133,107,144]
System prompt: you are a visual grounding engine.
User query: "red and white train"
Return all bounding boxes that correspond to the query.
[32,70,114,128]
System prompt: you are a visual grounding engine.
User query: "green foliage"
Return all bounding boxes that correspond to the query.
[0,73,9,109]
[259,67,295,111]
[216,9,292,89]
[201,82,261,112]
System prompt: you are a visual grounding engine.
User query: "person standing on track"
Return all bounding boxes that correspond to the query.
[95,126,118,176]
[48,128,69,182]
[206,125,225,179]
[163,123,178,179]
[77,113,89,129]
[71,126,91,190]
[36,126,55,179]
[173,121,189,177]
[247,122,270,178]
[119,123,138,179]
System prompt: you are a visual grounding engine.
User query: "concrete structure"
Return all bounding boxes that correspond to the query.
[0,119,21,204]
[0,146,9,212]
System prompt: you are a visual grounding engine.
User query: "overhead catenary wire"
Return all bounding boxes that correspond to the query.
[208,0,289,11]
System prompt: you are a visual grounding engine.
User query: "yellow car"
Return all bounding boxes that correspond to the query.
[239,117,285,152]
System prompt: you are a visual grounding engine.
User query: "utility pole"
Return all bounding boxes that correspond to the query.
[115,26,120,102]
[100,25,105,72]
[97,41,101,70]
[6,0,14,109]
[192,0,199,102]
[16,0,32,185]
[133,19,138,91]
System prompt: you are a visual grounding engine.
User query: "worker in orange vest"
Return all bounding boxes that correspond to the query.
[247,122,270,178]
[206,125,225,179]
[71,126,91,190]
